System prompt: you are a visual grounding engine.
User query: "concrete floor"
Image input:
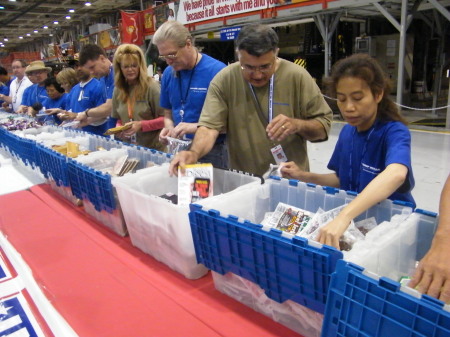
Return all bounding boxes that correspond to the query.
[308,121,450,213]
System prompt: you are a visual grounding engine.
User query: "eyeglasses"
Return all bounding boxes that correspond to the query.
[240,60,276,74]
[158,49,181,61]
[121,64,139,70]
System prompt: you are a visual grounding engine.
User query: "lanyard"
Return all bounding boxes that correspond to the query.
[178,51,199,122]
[15,78,24,95]
[348,122,377,192]
[248,74,274,125]
[127,89,136,121]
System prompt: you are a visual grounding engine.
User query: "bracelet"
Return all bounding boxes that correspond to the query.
[85,109,90,117]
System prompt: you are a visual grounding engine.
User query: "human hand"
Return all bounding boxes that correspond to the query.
[158,127,172,145]
[75,111,87,122]
[168,150,199,177]
[280,161,307,180]
[123,121,141,137]
[266,114,298,142]
[316,215,352,250]
[170,122,197,139]
[409,237,450,303]
[45,108,62,115]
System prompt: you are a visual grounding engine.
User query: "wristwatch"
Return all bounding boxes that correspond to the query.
[85,109,90,117]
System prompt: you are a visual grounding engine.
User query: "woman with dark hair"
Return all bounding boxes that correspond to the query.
[280,53,415,250]
[111,43,165,150]
[41,77,68,124]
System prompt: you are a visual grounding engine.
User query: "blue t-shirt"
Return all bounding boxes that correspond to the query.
[100,66,115,100]
[0,84,9,105]
[21,85,33,106]
[21,84,48,107]
[40,93,68,125]
[328,120,415,207]
[160,54,226,139]
[67,78,107,135]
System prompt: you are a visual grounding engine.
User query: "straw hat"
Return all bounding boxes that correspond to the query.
[25,61,52,74]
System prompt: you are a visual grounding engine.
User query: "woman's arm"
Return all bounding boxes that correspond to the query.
[280,161,340,188]
[316,163,408,249]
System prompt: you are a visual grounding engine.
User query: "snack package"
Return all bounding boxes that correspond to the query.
[178,163,213,206]
[104,124,132,135]
[266,202,314,235]
[166,137,192,155]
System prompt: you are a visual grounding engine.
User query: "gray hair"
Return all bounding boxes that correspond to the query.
[235,24,279,56]
[153,21,194,47]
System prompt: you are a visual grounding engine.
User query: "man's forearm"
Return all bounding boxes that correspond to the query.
[87,100,112,120]
[295,118,328,141]
[189,126,219,159]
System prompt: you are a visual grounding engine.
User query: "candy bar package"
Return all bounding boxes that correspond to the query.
[266,202,314,235]
[166,137,191,155]
[178,163,213,206]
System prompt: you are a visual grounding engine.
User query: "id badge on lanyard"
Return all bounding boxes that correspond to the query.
[249,75,287,164]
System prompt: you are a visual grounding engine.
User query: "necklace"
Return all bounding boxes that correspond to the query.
[178,51,199,122]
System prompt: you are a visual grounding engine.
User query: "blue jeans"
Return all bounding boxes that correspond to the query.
[199,138,228,169]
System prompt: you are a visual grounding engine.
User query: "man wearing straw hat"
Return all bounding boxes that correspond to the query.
[21,60,52,116]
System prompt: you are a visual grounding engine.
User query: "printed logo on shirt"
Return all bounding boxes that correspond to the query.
[361,162,381,175]
[190,87,208,93]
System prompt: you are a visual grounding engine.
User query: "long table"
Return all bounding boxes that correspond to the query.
[0,183,302,337]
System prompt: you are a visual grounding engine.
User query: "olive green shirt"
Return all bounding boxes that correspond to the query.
[198,59,332,176]
[112,80,165,151]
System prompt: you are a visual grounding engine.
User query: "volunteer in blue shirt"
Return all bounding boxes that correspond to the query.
[0,66,13,105]
[23,61,51,116]
[46,63,106,135]
[40,77,68,125]
[280,53,415,250]
[153,21,228,168]
[76,44,116,129]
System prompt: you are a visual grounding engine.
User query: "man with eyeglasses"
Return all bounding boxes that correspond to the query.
[170,24,332,176]
[153,21,228,168]
[0,60,32,113]
[22,61,51,116]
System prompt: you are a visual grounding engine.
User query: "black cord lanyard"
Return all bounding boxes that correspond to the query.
[178,51,199,122]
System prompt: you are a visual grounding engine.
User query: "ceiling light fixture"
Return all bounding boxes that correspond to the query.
[54,21,59,24]
[18,36,23,39]
[43,26,48,29]
[34,30,38,33]
[85,2,92,6]
[4,38,8,41]
[0,6,5,9]
[26,33,31,36]
[66,16,71,19]
[69,9,75,13]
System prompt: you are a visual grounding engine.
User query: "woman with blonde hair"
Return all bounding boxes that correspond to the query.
[56,67,79,93]
[112,43,165,150]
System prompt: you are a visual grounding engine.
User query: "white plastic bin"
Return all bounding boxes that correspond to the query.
[112,165,262,279]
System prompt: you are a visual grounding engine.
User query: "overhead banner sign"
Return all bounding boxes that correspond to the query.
[174,0,276,24]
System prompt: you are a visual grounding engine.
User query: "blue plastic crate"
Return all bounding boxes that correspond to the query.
[189,178,414,314]
[67,146,172,214]
[322,258,450,337]
[36,143,70,186]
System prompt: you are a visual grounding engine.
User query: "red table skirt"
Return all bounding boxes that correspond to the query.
[0,184,301,337]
